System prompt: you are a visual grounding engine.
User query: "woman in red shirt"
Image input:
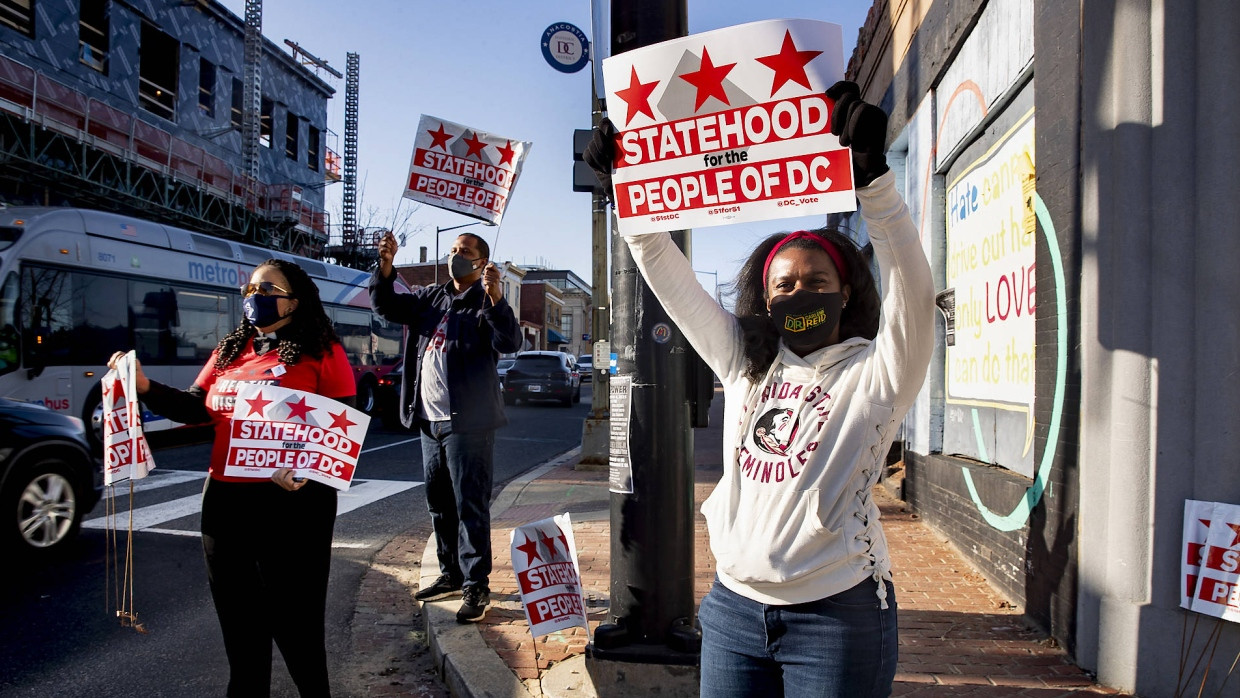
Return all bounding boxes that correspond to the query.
[109,259,355,697]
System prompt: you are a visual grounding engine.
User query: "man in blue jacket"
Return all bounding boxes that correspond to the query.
[370,229,523,623]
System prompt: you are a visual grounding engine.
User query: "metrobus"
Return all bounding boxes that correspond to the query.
[0,207,406,452]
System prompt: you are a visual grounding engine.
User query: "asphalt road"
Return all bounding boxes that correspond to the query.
[0,385,593,697]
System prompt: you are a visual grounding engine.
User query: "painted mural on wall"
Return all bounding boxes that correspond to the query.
[945,112,1036,409]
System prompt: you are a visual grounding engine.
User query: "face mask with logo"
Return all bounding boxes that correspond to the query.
[448,253,481,280]
[769,290,844,351]
[244,294,286,329]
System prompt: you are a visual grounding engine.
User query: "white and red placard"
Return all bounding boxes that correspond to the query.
[402,114,532,226]
[223,383,369,491]
[1182,500,1240,622]
[601,18,854,236]
[510,514,589,638]
[101,350,156,485]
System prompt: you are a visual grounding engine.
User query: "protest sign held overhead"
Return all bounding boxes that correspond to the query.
[403,115,532,226]
[223,383,370,491]
[601,19,854,236]
[101,350,155,485]
[510,514,589,638]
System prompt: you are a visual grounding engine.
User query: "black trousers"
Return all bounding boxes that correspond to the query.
[201,478,337,697]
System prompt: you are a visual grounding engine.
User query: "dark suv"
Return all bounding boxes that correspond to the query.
[0,398,102,555]
[503,351,581,407]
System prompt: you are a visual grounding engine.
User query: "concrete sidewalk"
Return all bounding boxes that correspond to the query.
[404,401,1125,697]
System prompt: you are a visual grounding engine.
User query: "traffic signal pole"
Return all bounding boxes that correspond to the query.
[587,0,700,670]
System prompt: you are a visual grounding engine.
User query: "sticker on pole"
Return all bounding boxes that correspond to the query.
[223,384,370,491]
[403,114,533,226]
[101,350,156,485]
[511,514,589,638]
[542,22,589,74]
[600,18,854,236]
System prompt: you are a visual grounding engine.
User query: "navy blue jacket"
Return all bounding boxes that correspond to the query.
[369,271,523,432]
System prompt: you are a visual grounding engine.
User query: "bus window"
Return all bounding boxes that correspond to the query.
[21,265,127,367]
[0,271,18,376]
[131,281,177,363]
[332,306,373,366]
[373,316,402,365]
[173,288,232,363]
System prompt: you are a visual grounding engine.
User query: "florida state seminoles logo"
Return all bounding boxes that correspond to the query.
[783,308,828,333]
[753,407,797,456]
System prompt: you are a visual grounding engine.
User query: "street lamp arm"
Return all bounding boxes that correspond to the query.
[435,220,487,285]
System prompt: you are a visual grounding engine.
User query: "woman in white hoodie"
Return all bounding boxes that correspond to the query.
[586,81,935,697]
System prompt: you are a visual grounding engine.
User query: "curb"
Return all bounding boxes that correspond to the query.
[419,447,583,698]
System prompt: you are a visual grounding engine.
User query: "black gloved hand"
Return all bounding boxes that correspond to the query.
[582,118,617,202]
[826,80,890,188]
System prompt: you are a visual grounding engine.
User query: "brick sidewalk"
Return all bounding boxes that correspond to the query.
[472,461,1123,697]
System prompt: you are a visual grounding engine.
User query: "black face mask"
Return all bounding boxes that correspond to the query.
[769,290,844,351]
[449,253,481,280]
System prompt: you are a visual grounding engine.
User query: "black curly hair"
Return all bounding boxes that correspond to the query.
[213,258,340,371]
[731,228,880,382]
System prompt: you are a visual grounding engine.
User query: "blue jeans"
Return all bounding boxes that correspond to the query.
[420,419,495,589]
[698,577,898,698]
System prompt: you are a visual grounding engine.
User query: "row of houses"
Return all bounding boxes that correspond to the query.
[392,255,593,359]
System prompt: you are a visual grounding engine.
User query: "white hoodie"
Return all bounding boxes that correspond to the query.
[626,170,935,606]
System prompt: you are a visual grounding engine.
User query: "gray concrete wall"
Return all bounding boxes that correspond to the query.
[1074,1,1240,693]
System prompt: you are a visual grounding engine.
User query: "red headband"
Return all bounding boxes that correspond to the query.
[762,231,850,287]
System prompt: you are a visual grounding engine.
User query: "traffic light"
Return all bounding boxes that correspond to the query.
[572,128,602,193]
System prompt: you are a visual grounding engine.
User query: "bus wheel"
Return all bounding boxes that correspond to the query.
[357,378,378,414]
[82,385,105,458]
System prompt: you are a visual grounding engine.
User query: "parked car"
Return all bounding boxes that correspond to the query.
[497,358,516,389]
[503,351,581,407]
[0,397,102,555]
[577,354,594,382]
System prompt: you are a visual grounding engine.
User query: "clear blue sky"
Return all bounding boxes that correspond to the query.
[219,1,872,298]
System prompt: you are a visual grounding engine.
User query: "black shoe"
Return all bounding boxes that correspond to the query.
[456,586,490,623]
[414,574,462,602]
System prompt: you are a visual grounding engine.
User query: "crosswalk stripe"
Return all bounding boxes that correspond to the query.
[83,494,201,530]
[83,479,423,535]
[106,469,205,492]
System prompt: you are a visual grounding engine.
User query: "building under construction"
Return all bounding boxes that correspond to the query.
[0,0,340,257]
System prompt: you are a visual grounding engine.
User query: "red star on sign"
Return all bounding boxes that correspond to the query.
[679,46,736,110]
[557,530,570,559]
[245,392,272,417]
[540,531,561,561]
[1229,523,1240,548]
[328,409,356,434]
[427,123,452,151]
[285,396,316,422]
[614,66,660,127]
[495,139,517,166]
[755,30,823,96]
[110,378,126,406]
[516,533,542,565]
[462,132,487,159]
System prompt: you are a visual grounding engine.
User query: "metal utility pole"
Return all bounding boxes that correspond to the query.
[590,0,699,666]
[341,52,360,249]
[240,0,262,180]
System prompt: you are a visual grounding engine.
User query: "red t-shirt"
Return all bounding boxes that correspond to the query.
[194,340,356,481]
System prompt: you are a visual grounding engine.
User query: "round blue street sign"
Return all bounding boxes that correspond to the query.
[541,22,590,74]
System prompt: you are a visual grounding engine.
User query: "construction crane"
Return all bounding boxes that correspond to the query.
[321,52,376,270]
[342,52,360,250]
[240,0,262,180]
